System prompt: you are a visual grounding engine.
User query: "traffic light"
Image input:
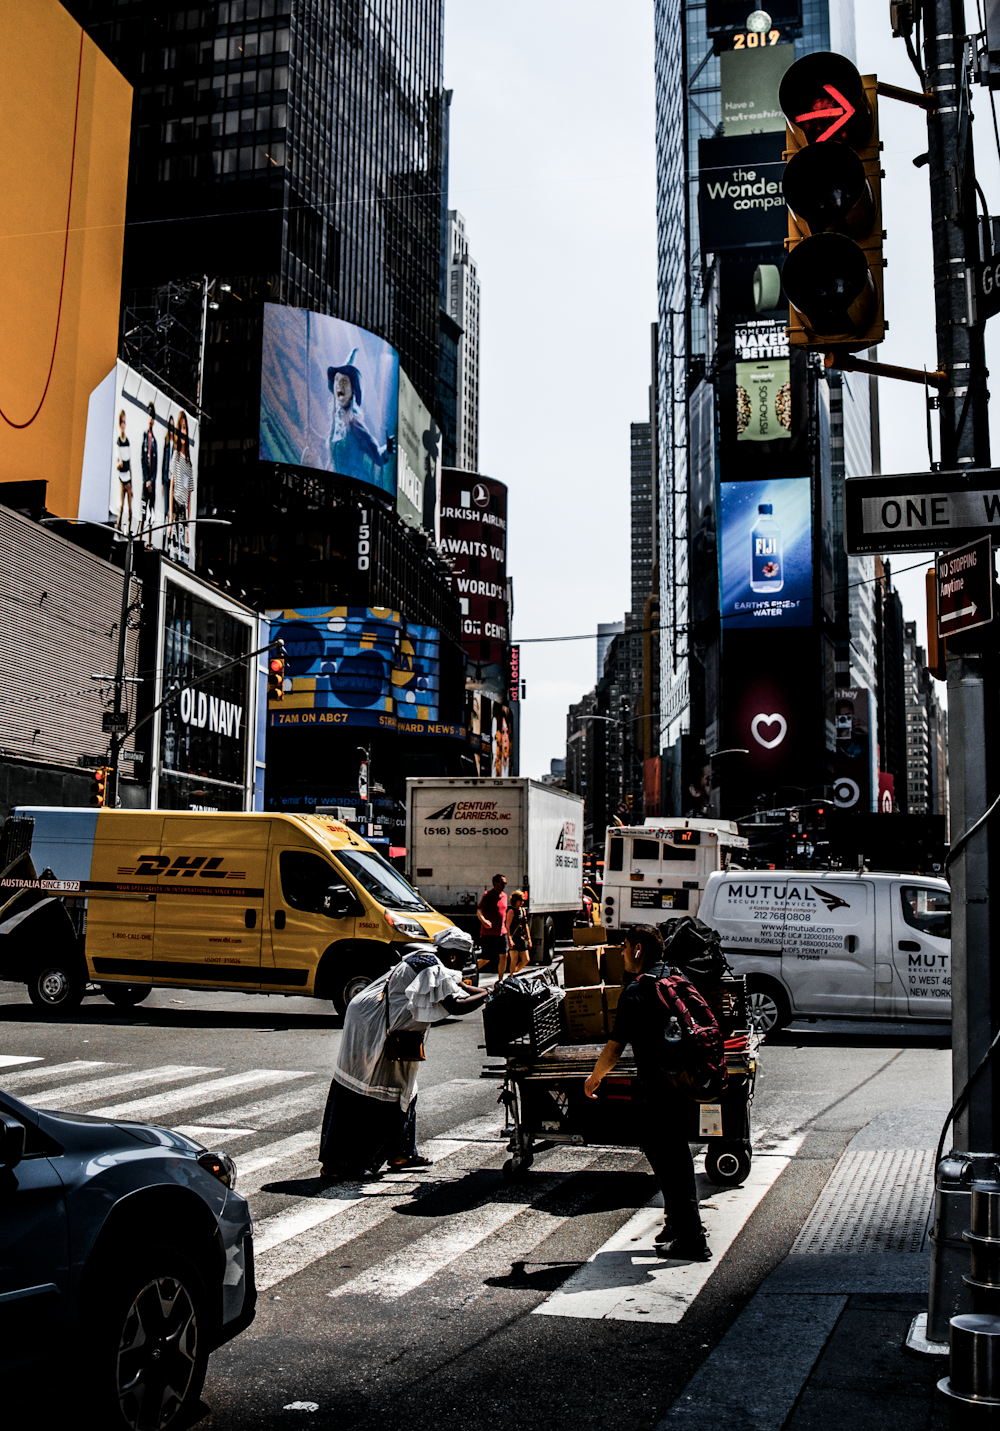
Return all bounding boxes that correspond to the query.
[267,641,286,704]
[779,52,885,351]
[91,766,109,808]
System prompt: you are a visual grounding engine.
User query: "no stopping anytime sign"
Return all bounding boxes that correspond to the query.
[936,536,994,637]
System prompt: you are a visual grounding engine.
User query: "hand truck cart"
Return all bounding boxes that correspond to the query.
[481,973,757,1187]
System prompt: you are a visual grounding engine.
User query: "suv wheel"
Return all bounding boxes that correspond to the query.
[90,1249,210,1431]
[27,953,87,1014]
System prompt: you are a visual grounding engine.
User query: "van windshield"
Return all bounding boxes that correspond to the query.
[333,849,431,912]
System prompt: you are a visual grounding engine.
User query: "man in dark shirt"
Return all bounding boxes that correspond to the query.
[476,873,508,973]
[584,924,710,1262]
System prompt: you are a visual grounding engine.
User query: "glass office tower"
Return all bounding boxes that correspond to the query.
[653,0,878,817]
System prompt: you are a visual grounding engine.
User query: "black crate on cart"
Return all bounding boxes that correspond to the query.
[483,993,562,1059]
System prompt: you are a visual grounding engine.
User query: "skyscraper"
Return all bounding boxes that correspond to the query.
[654,0,877,818]
[446,210,481,472]
[630,421,655,618]
[64,0,449,602]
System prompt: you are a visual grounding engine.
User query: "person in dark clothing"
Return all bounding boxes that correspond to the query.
[584,924,711,1262]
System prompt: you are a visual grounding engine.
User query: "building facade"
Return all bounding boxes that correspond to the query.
[654,0,882,820]
[446,210,481,473]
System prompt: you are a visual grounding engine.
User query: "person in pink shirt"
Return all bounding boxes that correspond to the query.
[476,873,508,973]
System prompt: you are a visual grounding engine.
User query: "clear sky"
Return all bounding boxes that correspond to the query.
[445,1,998,777]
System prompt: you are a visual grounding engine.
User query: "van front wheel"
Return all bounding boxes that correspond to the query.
[746,978,790,1035]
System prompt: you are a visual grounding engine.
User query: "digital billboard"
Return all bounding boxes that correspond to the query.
[153,568,259,812]
[264,606,441,726]
[439,471,509,670]
[259,304,398,498]
[719,477,812,628]
[723,630,818,794]
[830,686,877,812]
[82,362,200,569]
[736,358,791,443]
[397,369,441,532]
[719,44,795,135]
[698,135,787,254]
[706,0,802,38]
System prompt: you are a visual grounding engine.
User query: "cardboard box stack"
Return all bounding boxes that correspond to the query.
[560,940,627,1041]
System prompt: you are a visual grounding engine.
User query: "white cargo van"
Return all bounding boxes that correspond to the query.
[601,820,749,929]
[699,869,951,1030]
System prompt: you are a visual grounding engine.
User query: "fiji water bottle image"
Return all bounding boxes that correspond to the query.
[750,503,783,594]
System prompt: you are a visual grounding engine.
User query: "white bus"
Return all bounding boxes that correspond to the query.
[601,819,748,930]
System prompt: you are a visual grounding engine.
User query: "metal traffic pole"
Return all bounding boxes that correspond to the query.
[921,0,999,1342]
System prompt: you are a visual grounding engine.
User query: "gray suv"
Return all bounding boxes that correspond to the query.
[0,1087,255,1429]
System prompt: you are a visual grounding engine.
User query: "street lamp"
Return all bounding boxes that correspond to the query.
[357,745,372,836]
[42,515,231,806]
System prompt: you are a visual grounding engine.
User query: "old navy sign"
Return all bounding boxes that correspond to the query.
[845,469,1000,554]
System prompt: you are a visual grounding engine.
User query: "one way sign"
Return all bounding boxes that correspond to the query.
[936,536,994,638]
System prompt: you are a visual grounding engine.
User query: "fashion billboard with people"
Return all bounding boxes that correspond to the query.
[259,303,398,498]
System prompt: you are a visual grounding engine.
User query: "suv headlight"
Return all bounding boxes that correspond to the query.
[198,1150,237,1188]
[385,910,427,939]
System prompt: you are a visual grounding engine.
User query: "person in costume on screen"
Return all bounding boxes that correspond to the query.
[327,351,394,484]
[170,411,194,558]
[115,408,133,533]
[161,413,176,536]
[139,401,158,538]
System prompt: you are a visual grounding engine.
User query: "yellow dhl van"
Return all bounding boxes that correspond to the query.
[0,807,474,1016]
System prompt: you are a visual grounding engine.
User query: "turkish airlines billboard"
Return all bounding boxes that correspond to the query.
[439,470,509,668]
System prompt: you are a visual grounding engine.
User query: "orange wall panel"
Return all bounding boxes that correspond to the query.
[0,0,131,517]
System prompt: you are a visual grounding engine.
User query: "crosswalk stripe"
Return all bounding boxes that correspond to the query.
[90,1068,314,1120]
[327,1146,599,1302]
[0,1060,117,1087]
[193,1082,328,1133]
[532,1139,804,1323]
[253,1140,490,1292]
[233,1132,321,1186]
[30,1065,222,1109]
[0,1055,44,1068]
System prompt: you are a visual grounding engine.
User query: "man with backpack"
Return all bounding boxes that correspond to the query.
[584,924,723,1263]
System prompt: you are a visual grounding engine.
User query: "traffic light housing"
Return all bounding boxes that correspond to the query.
[267,643,286,704]
[779,52,885,351]
[91,766,109,808]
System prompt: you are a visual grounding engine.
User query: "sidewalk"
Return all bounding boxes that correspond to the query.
[656,1106,951,1431]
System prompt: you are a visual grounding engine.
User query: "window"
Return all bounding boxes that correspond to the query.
[333,849,430,912]
[900,886,951,940]
[608,839,623,872]
[280,851,351,916]
[632,838,660,862]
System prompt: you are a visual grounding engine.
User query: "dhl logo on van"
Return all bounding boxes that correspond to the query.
[117,856,247,881]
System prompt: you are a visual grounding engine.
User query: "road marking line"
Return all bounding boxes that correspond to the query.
[30,1065,222,1108]
[533,1137,804,1323]
[91,1068,313,1120]
[0,1055,44,1068]
[196,1083,328,1132]
[0,1060,117,1087]
[327,1146,598,1302]
[174,1125,259,1142]
[252,1140,490,1292]
[231,1131,321,1183]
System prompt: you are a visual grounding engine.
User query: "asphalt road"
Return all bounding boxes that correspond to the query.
[0,971,951,1431]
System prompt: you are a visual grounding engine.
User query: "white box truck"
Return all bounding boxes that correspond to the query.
[406,778,586,960]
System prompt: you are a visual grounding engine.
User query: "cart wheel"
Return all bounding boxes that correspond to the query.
[502,1157,529,1182]
[705,1144,751,1187]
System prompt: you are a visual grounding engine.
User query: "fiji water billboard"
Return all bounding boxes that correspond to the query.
[719,477,812,628]
[259,304,398,498]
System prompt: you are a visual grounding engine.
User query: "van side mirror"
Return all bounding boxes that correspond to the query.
[0,1114,26,1169]
[323,885,356,920]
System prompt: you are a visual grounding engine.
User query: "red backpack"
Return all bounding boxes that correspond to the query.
[638,967,728,1102]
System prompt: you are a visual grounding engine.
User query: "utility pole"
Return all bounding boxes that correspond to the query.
[923,2,997,1160]
[106,534,135,810]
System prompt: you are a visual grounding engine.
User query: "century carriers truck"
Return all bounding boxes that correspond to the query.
[405,778,587,960]
[0,807,474,1017]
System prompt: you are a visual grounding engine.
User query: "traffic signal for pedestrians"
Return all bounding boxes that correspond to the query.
[91,766,109,808]
[267,644,286,704]
[779,52,885,351]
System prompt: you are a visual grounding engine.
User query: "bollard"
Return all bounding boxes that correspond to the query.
[966,1188,1000,1315]
[938,1314,1000,1426]
[928,1154,1000,1344]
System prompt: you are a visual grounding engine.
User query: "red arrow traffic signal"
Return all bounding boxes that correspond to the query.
[794,83,856,142]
